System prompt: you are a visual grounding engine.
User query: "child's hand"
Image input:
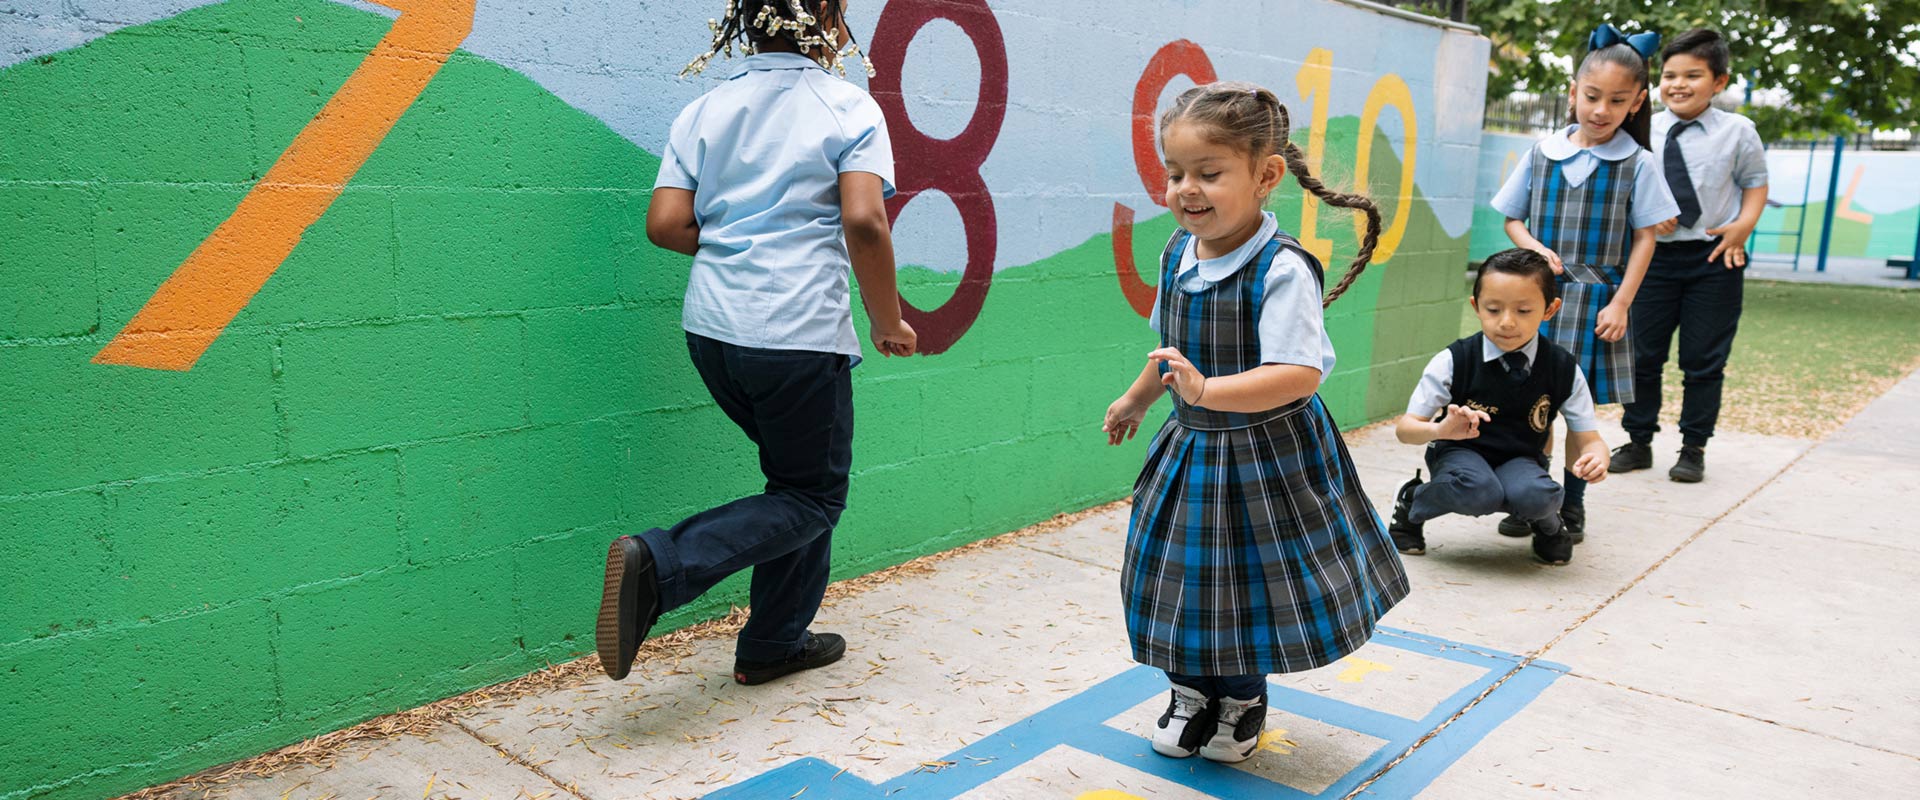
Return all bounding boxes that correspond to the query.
[1147,347,1205,406]
[1652,217,1679,236]
[1104,395,1150,445]
[1435,404,1489,440]
[1594,302,1629,342]
[871,319,917,357]
[1706,221,1754,268]
[1570,451,1608,483]
[1533,247,1564,274]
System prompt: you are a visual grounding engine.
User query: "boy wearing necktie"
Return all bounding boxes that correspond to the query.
[1613,29,1769,483]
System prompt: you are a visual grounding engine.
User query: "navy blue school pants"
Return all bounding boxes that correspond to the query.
[635,333,854,663]
[1168,672,1268,701]
[1623,238,1744,447]
[1411,446,1564,535]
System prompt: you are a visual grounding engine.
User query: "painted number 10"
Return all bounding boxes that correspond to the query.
[1113,43,1419,316]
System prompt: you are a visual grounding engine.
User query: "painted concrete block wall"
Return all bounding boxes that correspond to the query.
[0,1,1487,796]
[1469,131,1539,262]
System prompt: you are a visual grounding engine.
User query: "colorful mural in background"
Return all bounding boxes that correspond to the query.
[1472,129,1920,263]
[0,1,1487,796]
[1753,148,1920,260]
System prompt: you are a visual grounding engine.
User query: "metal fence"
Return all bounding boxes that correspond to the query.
[1375,0,1469,23]
[1484,94,1568,135]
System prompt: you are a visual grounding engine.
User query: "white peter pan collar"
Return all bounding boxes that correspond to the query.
[1182,212,1280,284]
[1538,125,1641,163]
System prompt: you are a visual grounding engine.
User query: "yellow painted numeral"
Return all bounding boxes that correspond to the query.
[1293,48,1336,267]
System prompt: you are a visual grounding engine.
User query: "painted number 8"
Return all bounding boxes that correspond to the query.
[868,0,1008,354]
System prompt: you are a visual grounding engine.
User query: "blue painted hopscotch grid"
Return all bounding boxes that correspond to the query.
[708,628,1567,799]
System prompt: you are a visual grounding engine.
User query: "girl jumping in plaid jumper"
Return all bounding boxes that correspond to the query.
[1101,82,1408,765]
[1489,24,1679,544]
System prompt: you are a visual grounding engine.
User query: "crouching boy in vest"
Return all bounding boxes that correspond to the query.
[1389,248,1611,565]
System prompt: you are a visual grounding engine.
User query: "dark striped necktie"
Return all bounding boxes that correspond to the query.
[1664,120,1702,229]
[1501,351,1530,383]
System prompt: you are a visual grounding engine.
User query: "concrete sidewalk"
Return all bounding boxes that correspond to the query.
[155,372,1920,799]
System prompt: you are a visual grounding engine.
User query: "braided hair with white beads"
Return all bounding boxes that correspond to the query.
[682,0,874,78]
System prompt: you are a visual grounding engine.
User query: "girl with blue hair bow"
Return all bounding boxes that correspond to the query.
[1482,23,1680,561]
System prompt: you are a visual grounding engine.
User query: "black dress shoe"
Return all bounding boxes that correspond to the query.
[1560,504,1586,545]
[1496,516,1533,537]
[1532,531,1574,565]
[596,536,659,681]
[1669,445,1705,483]
[734,632,847,686]
[1388,470,1426,555]
[1609,441,1653,473]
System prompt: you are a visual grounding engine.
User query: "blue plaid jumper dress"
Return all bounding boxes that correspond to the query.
[1529,142,1639,405]
[1122,229,1409,676]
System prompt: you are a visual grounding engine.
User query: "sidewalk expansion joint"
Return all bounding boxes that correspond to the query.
[1012,541,1119,572]
[449,719,596,800]
[1349,442,1819,798]
[1340,657,1532,798]
[1563,671,1920,763]
[1536,444,1816,657]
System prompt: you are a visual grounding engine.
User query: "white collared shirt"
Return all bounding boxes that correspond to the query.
[1651,107,1769,242]
[655,52,896,359]
[1147,212,1337,378]
[1490,126,1680,231]
[1405,334,1598,432]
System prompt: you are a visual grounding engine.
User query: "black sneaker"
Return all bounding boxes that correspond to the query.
[733,632,847,686]
[1496,515,1533,538]
[1609,441,1653,473]
[1669,445,1705,483]
[1500,512,1561,538]
[1532,530,1574,565]
[1388,471,1426,555]
[1560,504,1586,545]
[597,535,660,681]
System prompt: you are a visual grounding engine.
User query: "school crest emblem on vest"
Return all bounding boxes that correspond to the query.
[1529,395,1552,433]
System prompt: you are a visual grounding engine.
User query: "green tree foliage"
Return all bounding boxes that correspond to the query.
[1474,0,1920,140]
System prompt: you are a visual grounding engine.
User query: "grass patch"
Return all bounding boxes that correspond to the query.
[1456,280,1920,439]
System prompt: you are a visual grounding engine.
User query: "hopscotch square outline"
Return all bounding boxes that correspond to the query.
[708,627,1568,799]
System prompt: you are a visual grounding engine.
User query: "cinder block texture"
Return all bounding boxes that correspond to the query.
[0,1,1485,797]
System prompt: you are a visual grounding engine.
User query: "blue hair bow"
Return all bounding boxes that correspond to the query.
[1588,24,1660,59]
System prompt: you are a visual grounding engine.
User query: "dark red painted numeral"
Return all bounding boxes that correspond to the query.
[1113,40,1216,318]
[868,0,1008,354]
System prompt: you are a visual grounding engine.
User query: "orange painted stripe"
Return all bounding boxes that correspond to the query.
[1836,165,1875,226]
[94,1,476,371]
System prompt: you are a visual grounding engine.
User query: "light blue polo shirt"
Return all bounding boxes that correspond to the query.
[655,52,896,359]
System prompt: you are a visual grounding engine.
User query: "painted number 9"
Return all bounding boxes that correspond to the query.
[868,0,1009,354]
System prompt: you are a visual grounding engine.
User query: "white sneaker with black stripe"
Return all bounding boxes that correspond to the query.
[1200,694,1267,762]
[1151,685,1219,758]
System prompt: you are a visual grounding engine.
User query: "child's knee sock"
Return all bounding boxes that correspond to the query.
[1562,470,1587,508]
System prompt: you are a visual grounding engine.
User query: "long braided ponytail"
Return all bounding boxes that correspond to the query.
[1161,82,1384,307]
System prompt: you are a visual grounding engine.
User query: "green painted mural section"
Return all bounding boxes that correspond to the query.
[0,1,1469,797]
[1755,202,1920,260]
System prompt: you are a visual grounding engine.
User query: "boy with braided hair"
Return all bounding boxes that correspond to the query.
[596,0,914,685]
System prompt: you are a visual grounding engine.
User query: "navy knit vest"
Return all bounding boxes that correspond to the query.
[1431,332,1578,466]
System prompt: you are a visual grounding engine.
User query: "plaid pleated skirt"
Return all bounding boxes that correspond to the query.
[1543,262,1636,406]
[1122,395,1410,676]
